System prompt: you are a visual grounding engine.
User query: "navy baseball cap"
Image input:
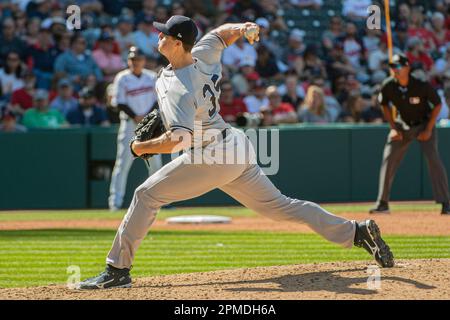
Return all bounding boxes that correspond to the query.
[128,46,145,60]
[153,15,198,46]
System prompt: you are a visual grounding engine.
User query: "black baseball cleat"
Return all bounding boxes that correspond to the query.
[77,264,132,290]
[369,201,390,214]
[354,220,395,268]
[442,202,450,215]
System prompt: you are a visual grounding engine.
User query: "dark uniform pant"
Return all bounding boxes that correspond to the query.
[376,124,450,203]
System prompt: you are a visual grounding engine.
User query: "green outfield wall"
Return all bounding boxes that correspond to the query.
[1,124,449,209]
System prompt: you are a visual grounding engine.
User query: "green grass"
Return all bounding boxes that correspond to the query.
[0,203,447,288]
[0,202,442,222]
[0,229,449,288]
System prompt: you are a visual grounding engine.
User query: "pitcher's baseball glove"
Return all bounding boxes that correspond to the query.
[130,108,166,160]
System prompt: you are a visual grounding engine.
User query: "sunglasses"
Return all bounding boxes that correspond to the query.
[389,64,403,70]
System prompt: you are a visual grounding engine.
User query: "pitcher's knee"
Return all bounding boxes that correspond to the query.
[300,200,322,210]
[134,184,165,209]
[134,184,152,201]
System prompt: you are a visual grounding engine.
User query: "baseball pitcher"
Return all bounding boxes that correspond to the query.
[79,16,394,290]
[108,47,163,211]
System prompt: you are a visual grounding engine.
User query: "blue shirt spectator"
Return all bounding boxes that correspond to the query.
[54,34,103,86]
[132,17,159,59]
[66,87,109,126]
[49,79,78,117]
[66,104,109,126]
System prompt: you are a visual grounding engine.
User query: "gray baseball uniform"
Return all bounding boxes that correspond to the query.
[106,33,356,269]
[109,69,163,210]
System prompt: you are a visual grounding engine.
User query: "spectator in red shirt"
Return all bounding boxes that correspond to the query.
[9,71,36,117]
[219,81,247,124]
[261,86,297,126]
[407,8,435,51]
[406,37,434,71]
[0,109,27,133]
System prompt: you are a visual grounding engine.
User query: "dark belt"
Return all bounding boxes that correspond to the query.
[408,121,426,127]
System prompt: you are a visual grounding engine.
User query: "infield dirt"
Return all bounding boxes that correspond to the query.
[0,259,449,299]
[1,211,449,235]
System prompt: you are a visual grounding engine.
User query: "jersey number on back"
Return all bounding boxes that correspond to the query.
[203,74,220,118]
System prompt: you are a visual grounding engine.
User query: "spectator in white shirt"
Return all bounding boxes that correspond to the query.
[243,80,269,114]
[438,82,450,121]
[0,51,24,97]
[342,0,372,23]
[341,22,366,70]
[363,29,382,53]
[222,36,257,73]
[368,35,390,72]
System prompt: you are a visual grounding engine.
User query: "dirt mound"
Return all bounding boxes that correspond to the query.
[1,259,449,300]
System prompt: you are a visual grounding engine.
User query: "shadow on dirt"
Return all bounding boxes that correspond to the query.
[137,267,436,296]
[224,268,436,295]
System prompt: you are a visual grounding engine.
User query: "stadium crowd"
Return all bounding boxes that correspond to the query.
[0,0,449,132]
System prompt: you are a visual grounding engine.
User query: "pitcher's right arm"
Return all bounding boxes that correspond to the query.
[212,22,259,46]
[191,22,259,65]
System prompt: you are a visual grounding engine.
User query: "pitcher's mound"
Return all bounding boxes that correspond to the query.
[166,215,231,224]
[1,259,449,300]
